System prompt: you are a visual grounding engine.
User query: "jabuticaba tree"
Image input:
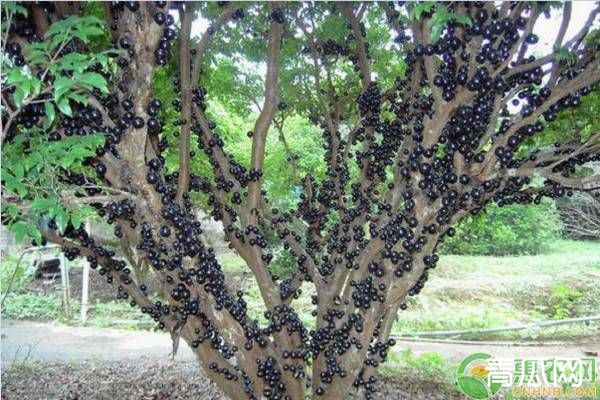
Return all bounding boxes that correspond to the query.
[1,1,599,399]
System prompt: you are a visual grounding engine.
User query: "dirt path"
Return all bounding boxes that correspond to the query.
[1,319,195,364]
[2,319,598,366]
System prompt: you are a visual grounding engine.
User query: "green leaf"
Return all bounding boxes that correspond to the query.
[13,163,25,178]
[76,72,108,93]
[26,151,44,171]
[4,204,20,218]
[26,48,49,66]
[2,2,28,17]
[45,16,107,48]
[8,221,41,244]
[70,208,87,229]
[6,68,28,85]
[1,171,27,197]
[29,226,43,245]
[30,78,42,95]
[10,222,29,243]
[58,52,91,73]
[71,214,82,229]
[44,102,55,129]
[454,14,473,26]
[73,25,105,43]
[53,77,74,100]
[55,208,70,233]
[13,87,26,108]
[31,196,60,213]
[48,204,62,220]
[67,92,88,105]
[56,97,73,117]
[410,2,435,20]
[431,24,443,42]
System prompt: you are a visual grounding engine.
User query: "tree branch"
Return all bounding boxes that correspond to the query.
[340,3,371,89]
[190,4,238,85]
[247,3,283,224]
[175,5,194,205]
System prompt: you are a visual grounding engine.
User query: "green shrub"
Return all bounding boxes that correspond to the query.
[440,200,561,256]
[0,255,32,294]
[1,293,152,329]
[1,293,66,320]
[541,283,584,320]
[268,246,297,280]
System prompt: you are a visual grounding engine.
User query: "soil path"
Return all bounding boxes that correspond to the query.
[2,319,598,366]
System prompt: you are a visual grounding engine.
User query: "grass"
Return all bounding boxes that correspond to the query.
[380,348,461,397]
[83,300,154,329]
[389,239,600,340]
[1,293,153,330]
[227,239,600,340]
[217,252,248,273]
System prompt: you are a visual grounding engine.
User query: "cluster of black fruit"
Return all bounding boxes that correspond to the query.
[277,2,599,398]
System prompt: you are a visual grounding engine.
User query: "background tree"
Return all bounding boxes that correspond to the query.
[1,2,599,399]
[560,190,600,240]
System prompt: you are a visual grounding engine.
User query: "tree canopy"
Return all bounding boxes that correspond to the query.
[1,2,599,399]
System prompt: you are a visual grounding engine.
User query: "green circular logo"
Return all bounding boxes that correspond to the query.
[456,353,502,400]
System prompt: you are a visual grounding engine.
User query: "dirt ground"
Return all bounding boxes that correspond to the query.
[3,320,597,400]
[0,359,461,400]
[0,320,458,399]
[3,320,597,365]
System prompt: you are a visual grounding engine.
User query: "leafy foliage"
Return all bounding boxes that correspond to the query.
[410,2,472,41]
[2,130,104,241]
[441,201,561,256]
[0,255,30,293]
[1,11,111,243]
[544,283,583,320]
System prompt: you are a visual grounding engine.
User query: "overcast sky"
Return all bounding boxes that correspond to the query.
[189,3,598,50]
[532,2,598,54]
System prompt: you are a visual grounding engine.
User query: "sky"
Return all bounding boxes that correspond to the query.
[532,2,598,55]
[187,3,599,51]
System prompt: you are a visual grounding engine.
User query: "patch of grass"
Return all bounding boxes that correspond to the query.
[391,240,600,340]
[437,240,600,281]
[512,278,600,315]
[1,293,153,330]
[541,283,584,320]
[0,255,32,294]
[3,358,48,376]
[217,253,247,273]
[381,349,459,396]
[392,301,523,335]
[1,293,65,320]
[549,239,600,257]
[85,300,154,330]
